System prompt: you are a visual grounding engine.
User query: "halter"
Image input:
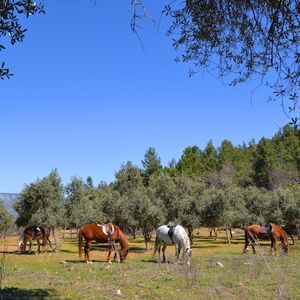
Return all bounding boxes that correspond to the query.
[97,223,120,262]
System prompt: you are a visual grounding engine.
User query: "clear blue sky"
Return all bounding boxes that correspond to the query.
[1,1,289,193]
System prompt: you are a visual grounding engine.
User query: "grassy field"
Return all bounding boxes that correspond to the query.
[1,229,300,299]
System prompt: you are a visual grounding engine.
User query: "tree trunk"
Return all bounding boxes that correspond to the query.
[226,227,231,245]
[187,225,194,245]
[142,229,151,250]
[51,227,59,252]
[132,228,136,239]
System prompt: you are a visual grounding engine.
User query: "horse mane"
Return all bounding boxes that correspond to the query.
[278,225,289,244]
[182,228,191,250]
[116,225,128,251]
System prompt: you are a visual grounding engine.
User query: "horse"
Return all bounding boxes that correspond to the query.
[209,226,234,244]
[282,224,300,245]
[18,226,52,253]
[153,223,192,265]
[243,223,289,255]
[78,223,129,263]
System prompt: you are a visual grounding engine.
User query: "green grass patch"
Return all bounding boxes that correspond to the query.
[1,230,299,299]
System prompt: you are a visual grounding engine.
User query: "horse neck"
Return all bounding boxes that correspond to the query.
[118,230,128,250]
[181,232,191,250]
[19,232,25,242]
[279,230,288,245]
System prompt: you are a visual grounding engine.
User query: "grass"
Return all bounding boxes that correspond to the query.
[0,228,300,299]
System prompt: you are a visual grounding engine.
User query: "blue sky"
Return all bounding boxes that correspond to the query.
[1,1,289,192]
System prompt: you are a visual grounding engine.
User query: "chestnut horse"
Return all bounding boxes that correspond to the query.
[18,226,52,253]
[243,223,289,255]
[78,223,129,263]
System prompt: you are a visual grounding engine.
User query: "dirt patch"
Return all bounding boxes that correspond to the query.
[0,244,18,252]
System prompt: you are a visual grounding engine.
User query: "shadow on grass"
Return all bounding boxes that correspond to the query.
[77,244,146,254]
[0,250,56,256]
[191,244,218,249]
[141,258,157,264]
[56,249,75,254]
[0,250,20,255]
[0,287,58,300]
[65,259,124,264]
[128,246,147,253]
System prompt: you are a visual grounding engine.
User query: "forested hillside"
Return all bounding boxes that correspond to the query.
[0,193,19,218]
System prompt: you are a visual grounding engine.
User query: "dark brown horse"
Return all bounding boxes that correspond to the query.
[282,224,300,245]
[18,226,52,253]
[78,223,129,263]
[243,223,289,255]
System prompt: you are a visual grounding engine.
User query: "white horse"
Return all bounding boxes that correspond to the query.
[153,224,191,265]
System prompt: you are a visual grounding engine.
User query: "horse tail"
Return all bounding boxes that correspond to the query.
[78,228,83,259]
[281,228,289,249]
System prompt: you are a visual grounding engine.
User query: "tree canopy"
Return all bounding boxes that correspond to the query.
[165,0,300,124]
[0,0,44,79]
[0,199,13,236]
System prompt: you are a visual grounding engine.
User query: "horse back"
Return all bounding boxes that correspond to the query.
[80,223,122,242]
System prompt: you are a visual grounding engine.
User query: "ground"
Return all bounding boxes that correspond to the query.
[0,228,300,299]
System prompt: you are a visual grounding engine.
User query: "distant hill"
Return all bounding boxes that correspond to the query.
[0,193,19,218]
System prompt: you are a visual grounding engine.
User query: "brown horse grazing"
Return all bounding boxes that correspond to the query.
[243,223,289,255]
[18,226,52,253]
[78,223,129,263]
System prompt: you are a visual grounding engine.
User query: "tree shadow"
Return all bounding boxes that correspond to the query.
[0,287,58,300]
[56,249,75,254]
[141,258,157,264]
[0,250,20,255]
[191,244,218,249]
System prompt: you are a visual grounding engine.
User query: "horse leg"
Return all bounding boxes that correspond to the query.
[243,232,250,253]
[37,240,41,253]
[162,245,167,263]
[157,245,161,263]
[84,240,92,263]
[250,237,256,254]
[290,234,295,245]
[176,245,181,263]
[106,245,113,263]
[272,238,278,256]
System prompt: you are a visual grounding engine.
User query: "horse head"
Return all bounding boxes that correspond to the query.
[18,233,25,251]
[119,248,129,262]
[184,247,192,265]
[18,240,24,250]
[282,242,289,254]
